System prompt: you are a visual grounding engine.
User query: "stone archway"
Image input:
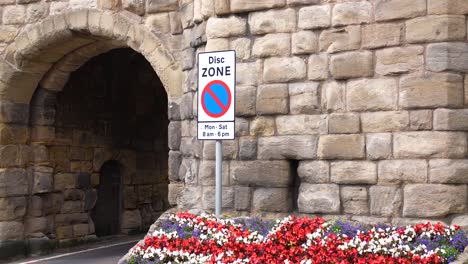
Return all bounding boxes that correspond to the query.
[0,8,183,258]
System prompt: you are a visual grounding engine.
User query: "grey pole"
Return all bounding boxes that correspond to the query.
[215,140,222,216]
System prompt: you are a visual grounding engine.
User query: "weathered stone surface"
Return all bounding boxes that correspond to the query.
[239,136,257,160]
[168,151,181,181]
[234,186,251,211]
[236,86,256,116]
[147,0,177,13]
[378,160,427,184]
[366,133,392,160]
[318,135,365,160]
[252,188,291,212]
[202,187,234,209]
[0,197,26,221]
[263,57,306,83]
[407,15,466,43]
[307,54,328,81]
[236,62,260,86]
[121,210,142,229]
[434,109,468,131]
[258,136,317,160]
[330,161,377,184]
[24,217,48,235]
[409,110,433,130]
[230,0,285,13]
[376,46,424,75]
[289,82,319,114]
[321,81,345,112]
[146,13,170,33]
[249,8,296,34]
[319,25,360,53]
[403,184,467,217]
[54,173,77,190]
[374,0,426,21]
[198,160,229,186]
[61,201,82,214]
[399,73,463,109]
[287,0,319,6]
[256,84,289,114]
[28,196,42,217]
[168,183,184,206]
[362,23,401,49]
[292,31,318,55]
[426,43,468,73]
[298,5,331,29]
[452,215,468,234]
[361,111,409,132]
[298,161,329,184]
[32,167,53,194]
[249,117,275,136]
[73,223,89,237]
[330,51,373,79]
[43,193,63,215]
[231,38,251,60]
[429,159,468,184]
[205,38,231,52]
[252,33,290,58]
[332,2,371,26]
[298,184,340,213]
[276,115,327,135]
[329,113,359,134]
[3,6,26,25]
[123,0,145,15]
[231,160,292,187]
[0,169,28,198]
[394,132,467,159]
[341,186,368,215]
[0,222,24,240]
[370,186,402,217]
[428,0,468,15]
[206,16,246,38]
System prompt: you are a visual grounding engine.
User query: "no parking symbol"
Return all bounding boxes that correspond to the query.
[197,51,235,140]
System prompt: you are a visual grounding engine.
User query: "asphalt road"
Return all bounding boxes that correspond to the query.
[12,238,141,264]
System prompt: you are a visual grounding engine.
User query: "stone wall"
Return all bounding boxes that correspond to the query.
[1,0,468,259]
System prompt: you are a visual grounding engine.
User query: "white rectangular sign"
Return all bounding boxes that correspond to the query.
[197,50,236,140]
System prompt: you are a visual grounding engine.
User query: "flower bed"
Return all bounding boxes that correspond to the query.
[126,212,468,264]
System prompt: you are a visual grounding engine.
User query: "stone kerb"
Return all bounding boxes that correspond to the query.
[0,8,183,105]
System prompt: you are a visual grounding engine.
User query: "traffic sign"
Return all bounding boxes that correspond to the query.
[197,50,236,140]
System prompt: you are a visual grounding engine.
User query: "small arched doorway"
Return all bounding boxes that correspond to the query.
[92,160,122,236]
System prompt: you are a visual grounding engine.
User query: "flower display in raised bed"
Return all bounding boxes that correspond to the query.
[126,212,468,264]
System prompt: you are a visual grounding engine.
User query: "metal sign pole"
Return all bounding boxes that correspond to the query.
[215,140,222,216]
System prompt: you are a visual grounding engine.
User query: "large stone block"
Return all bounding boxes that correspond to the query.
[321,81,345,112]
[328,113,359,134]
[230,0,285,13]
[0,222,24,240]
[366,133,392,160]
[374,0,426,21]
[298,183,340,214]
[275,115,327,135]
[298,5,331,29]
[206,16,246,38]
[54,173,77,190]
[289,82,319,114]
[231,160,292,187]
[0,197,26,221]
[370,186,402,217]
[32,167,54,194]
[263,57,306,83]
[168,121,181,150]
[0,124,29,145]
[298,161,329,184]
[399,73,463,109]
[403,184,467,217]
[121,210,142,230]
[332,2,371,26]
[406,15,466,43]
[361,111,409,132]
[249,116,275,136]
[24,217,48,235]
[147,0,178,13]
[231,38,251,60]
[330,51,373,79]
[378,160,427,184]
[410,110,433,130]
[234,186,251,211]
[346,78,397,112]
[202,187,234,209]
[319,25,360,53]
[394,132,467,158]
[375,46,424,75]
[362,23,401,49]
[0,168,28,198]
[258,136,317,160]
[292,31,318,55]
[307,54,328,81]
[252,188,291,212]
[236,86,256,116]
[198,160,229,186]
[256,84,289,114]
[249,8,296,34]
[239,136,257,160]
[168,183,184,206]
[3,6,26,25]
[318,135,365,160]
[428,0,468,15]
[434,109,468,131]
[429,159,468,184]
[426,43,468,73]
[341,186,368,215]
[330,161,377,184]
[252,33,290,58]
[236,62,260,86]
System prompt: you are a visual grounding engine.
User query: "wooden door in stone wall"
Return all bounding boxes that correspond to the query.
[93,161,122,236]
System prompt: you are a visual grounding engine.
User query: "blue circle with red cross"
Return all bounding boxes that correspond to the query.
[201,80,232,118]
